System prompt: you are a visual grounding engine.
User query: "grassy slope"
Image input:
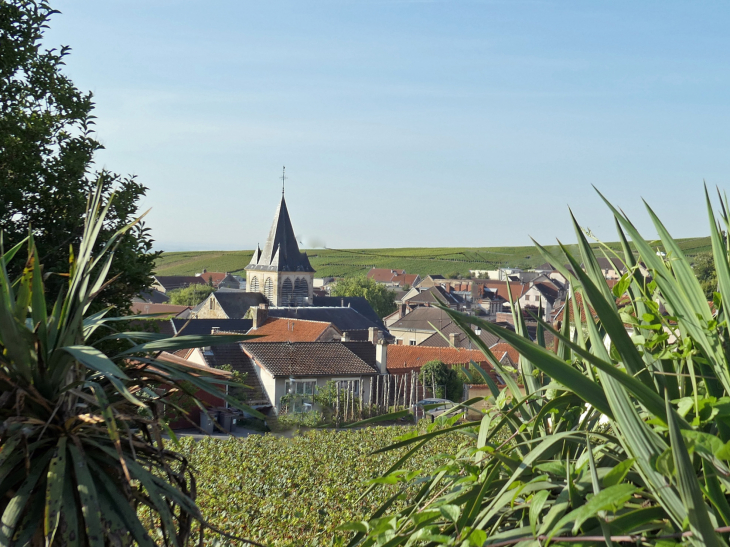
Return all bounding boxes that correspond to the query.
[155,237,712,278]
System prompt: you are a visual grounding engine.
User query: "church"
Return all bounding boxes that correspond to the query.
[245,192,315,307]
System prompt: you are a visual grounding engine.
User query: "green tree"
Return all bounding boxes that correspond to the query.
[0,1,158,315]
[330,275,397,318]
[694,252,717,299]
[168,283,215,306]
[419,360,463,401]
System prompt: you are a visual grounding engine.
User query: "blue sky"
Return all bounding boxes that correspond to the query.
[46,1,730,251]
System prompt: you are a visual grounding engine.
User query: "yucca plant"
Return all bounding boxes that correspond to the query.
[0,184,260,546]
[343,187,730,546]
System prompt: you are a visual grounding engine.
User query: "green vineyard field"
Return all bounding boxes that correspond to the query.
[155,237,711,279]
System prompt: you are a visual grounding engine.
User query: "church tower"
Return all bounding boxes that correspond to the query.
[245,192,315,307]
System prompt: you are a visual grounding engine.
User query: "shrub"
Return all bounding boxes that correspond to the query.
[346,187,730,546]
[168,283,215,306]
[419,360,463,401]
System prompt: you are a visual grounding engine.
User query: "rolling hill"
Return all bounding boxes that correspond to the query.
[154,236,712,278]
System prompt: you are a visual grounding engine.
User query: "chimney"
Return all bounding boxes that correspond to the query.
[375,339,388,374]
[342,331,350,342]
[444,282,451,293]
[368,327,379,344]
[211,327,220,334]
[341,298,345,307]
[449,332,458,347]
[251,303,268,329]
[400,303,407,318]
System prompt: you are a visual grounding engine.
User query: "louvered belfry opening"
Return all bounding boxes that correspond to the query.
[281,278,294,306]
[294,278,308,306]
[263,278,274,302]
[249,276,260,292]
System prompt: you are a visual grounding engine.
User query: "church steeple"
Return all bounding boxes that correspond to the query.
[246,194,315,273]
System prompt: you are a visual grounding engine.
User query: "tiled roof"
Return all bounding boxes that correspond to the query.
[171,318,253,336]
[342,341,377,368]
[388,307,453,331]
[247,318,337,343]
[596,257,627,272]
[199,344,267,401]
[133,289,169,304]
[386,345,495,370]
[212,291,267,318]
[241,342,378,377]
[367,268,405,283]
[482,280,529,302]
[489,342,520,365]
[553,292,598,323]
[419,321,501,349]
[403,286,460,307]
[312,296,385,330]
[130,303,191,317]
[196,272,227,287]
[392,273,420,286]
[267,307,384,334]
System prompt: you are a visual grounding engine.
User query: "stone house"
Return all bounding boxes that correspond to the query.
[192,291,266,319]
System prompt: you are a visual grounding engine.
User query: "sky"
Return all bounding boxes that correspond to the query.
[45,1,730,252]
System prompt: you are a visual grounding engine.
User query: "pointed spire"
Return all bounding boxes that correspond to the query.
[245,186,315,273]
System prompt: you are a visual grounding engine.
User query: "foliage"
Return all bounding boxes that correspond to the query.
[345,187,730,546]
[419,360,463,401]
[0,184,259,546]
[277,410,328,429]
[331,276,397,318]
[155,237,713,279]
[177,426,468,546]
[0,1,158,315]
[694,251,717,299]
[168,283,215,306]
[217,364,249,402]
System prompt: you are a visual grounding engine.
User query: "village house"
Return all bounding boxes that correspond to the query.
[367,268,421,288]
[247,316,342,343]
[189,341,379,414]
[387,307,457,346]
[192,290,267,319]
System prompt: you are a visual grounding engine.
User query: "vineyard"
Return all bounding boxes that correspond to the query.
[177,426,470,546]
[155,237,711,279]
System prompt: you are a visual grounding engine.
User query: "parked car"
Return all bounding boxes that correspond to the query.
[413,398,457,422]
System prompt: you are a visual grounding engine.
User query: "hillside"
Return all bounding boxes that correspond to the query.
[154,237,712,278]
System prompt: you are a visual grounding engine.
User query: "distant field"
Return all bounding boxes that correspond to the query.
[154,237,712,278]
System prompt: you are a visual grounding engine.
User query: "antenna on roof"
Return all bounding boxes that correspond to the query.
[281,166,287,197]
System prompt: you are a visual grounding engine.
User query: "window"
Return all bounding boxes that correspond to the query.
[250,276,260,292]
[263,278,274,302]
[209,297,215,309]
[294,278,308,306]
[281,278,294,306]
[525,295,530,301]
[409,340,417,346]
[282,380,316,413]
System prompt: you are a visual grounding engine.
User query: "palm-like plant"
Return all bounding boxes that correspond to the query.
[0,185,259,546]
[345,188,730,546]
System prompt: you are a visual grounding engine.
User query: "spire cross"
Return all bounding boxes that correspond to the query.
[281,166,287,196]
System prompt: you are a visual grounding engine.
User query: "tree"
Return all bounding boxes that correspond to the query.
[0,1,158,315]
[694,252,717,299]
[330,276,397,318]
[168,283,215,306]
[419,360,463,401]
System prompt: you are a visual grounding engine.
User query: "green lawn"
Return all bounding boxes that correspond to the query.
[155,237,711,279]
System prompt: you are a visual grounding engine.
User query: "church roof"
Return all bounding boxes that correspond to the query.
[245,196,315,273]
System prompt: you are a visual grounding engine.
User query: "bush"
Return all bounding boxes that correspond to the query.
[330,276,397,318]
[419,360,463,401]
[168,283,215,306]
[347,188,730,546]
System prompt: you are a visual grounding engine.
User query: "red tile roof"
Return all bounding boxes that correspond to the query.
[489,342,519,364]
[367,268,406,283]
[482,280,529,302]
[387,345,504,371]
[247,317,338,343]
[196,272,228,287]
